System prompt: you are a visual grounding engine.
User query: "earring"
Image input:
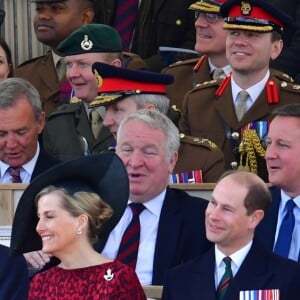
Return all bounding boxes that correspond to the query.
[76,228,82,235]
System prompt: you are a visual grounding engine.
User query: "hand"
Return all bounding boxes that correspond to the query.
[23,250,51,268]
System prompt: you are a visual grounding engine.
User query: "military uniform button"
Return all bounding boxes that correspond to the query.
[230,161,238,169]
[176,19,182,26]
[231,132,239,140]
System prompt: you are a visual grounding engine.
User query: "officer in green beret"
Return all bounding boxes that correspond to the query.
[179,0,300,181]
[162,0,231,112]
[15,0,146,118]
[90,62,225,182]
[42,24,127,162]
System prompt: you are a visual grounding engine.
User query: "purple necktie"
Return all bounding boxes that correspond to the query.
[116,203,145,268]
[114,0,139,51]
[8,166,22,183]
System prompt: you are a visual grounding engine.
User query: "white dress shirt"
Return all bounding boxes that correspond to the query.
[102,189,166,285]
[0,143,40,183]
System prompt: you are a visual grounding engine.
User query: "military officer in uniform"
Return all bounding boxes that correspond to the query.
[42,24,122,162]
[15,0,146,118]
[179,0,300,181]
[162,0,231,111]
[90,62,225,182]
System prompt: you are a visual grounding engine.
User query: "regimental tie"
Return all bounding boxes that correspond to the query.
[114,0,139,51]
[116,203,145,269]
[235,90,249,122]
[90,110,102,139]
[274,199,296,258]
[8,166,22,183]
[212,68,225,80]
[217,256,233,300]
[56,57,67,81]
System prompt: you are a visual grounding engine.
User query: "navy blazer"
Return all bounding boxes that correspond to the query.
[31,147,60,181]
[97,187,212,285]
[0,245,29,300]
[162,240,300,300]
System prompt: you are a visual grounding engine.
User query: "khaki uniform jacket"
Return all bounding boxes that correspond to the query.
[42,102,114,162]
[179,70,300,179]
[174,134,225,183]
[162,56,211,111]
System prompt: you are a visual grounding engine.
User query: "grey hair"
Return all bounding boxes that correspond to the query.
[129,94,170,115]
[116,109,180,163]
[0,78,42,120]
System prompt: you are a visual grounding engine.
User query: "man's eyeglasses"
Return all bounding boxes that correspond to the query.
[195,12,221,24]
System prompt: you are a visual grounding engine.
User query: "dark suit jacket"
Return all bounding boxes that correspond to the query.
[31,147,60,181]
[97,188,212,285]
[162,240,300,300]
[255,186,300,261]
[42,102,114,162]
[0,245,29,300]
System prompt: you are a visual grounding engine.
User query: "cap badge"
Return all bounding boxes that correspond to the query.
[94,69,103,88]
[241,1,252,16]
[81,34,93,51]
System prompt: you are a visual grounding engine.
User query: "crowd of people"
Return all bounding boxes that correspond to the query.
[1,0,300,299]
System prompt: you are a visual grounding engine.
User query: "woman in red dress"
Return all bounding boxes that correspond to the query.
[28,186,146,300]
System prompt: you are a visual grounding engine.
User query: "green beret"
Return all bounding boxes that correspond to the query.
[57,24,122,56]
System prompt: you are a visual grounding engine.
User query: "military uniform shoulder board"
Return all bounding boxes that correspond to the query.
[16,54,47,68]
[162,57,200,71]
[48,102,83,118]
[180,133,218,151]
[270,68,294,83]
[189,79,219,94]
[279,80,300,93]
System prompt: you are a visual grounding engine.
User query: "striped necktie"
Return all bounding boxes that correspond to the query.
[217,257,233,300]
[114,0,139,51]
[274,199,296,258]
[8,166,22,183]
[116,203,145,269]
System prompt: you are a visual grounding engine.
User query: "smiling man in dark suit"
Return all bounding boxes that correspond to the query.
[255,103,300,262]
[163,170,300,300]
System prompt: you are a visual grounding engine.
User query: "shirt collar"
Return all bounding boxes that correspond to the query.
[0,142,40,177]
[231,70,270,105]
[128,189,166,218]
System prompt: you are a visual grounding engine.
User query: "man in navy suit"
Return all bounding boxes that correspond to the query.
[255,103,300,261]
[99,109,212,285]
[162,170,300,300]
[0,78,59,269]
[0,244,29,300]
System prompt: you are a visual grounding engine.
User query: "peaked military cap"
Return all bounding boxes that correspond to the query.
[189,0,226,14]
[89,62,174,107]
[220,0,293,32]
[57,24,122,56]
[10,152,129,255]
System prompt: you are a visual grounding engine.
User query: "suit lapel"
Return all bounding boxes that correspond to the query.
[152,188,182,284]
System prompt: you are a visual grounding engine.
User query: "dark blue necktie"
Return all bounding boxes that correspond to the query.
[116,203,145,269]
[274,199,296,258]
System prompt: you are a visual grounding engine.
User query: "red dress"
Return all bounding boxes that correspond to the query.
[29,260,146,300]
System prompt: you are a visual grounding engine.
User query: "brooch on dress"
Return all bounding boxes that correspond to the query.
[104,268,114,281]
